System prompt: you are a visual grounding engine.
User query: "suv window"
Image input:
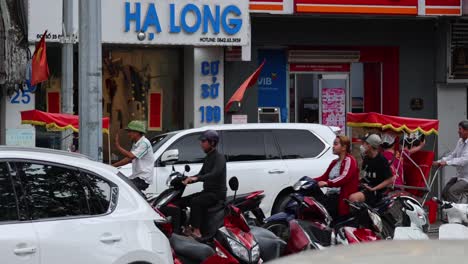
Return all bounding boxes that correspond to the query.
[273,130,325,159]
[16,162,90,219]
[165,133,205,164]
[0,163,19,222]
[224,131,266,162]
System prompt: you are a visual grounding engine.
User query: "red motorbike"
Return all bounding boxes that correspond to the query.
[150,165,282,263]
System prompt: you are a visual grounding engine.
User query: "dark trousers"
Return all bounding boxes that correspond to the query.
[131,177,149,191]
[180,192,218,229]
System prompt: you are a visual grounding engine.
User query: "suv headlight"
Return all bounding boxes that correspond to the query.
[368,209,383,233]
[226,236,250,262]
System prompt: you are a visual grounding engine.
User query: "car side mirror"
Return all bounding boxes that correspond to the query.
[229,177,239,191]
[160,149,179,166]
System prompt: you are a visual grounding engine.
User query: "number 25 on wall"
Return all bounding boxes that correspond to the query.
[10,89,31,104]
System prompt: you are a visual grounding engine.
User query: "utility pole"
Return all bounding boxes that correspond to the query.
[61,0,74,151]
[79,0,103,161]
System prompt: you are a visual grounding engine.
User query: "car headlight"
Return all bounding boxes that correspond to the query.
[226,236,250,262]
[368,209,383,233]
[251,243,260,263]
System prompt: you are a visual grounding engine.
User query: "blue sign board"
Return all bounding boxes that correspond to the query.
[258,50,287,122]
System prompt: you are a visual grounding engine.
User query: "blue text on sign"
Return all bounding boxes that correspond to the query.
[125,2,243,36]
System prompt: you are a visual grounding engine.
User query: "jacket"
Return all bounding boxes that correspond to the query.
[315,154,359,216]
[197,149,227,200]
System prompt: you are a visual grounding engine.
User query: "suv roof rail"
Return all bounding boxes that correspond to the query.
[0,146,91,160]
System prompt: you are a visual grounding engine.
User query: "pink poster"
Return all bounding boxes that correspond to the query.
[322,88,346,131]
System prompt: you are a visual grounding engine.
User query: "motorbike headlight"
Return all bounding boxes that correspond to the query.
[251,243,260,263]
[368,209,383,233]
[292,180,304,191]
[226,236,250,262]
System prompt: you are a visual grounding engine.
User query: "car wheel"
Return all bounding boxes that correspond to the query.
[263,220,290,242]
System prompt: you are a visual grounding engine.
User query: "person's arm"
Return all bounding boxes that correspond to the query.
[112,157,132,167]
[408,140,426,155]
[441,141,460,162]
[315,161,334,183]
[369,177,394,192]
[114,133,136,159]
[327,157,356,187]
[445,145,468,167]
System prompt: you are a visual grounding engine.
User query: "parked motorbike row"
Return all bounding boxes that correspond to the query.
[147,166,468,264]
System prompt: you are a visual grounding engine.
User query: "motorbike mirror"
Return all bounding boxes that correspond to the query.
[229,177,239,191]
[185,165,191,173]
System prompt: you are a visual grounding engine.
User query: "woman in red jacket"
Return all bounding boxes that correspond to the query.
[312,135,359,218]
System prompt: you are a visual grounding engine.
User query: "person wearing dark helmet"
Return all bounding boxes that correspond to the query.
[181,130,227,239]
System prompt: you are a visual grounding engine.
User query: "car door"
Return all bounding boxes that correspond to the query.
[273,129,335,184]
[13,161,124,264]
[156,132,207,196]
[223,130,289,215]
[0,162,39,264]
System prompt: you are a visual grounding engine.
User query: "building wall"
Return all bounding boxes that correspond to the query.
[226,16,439,120]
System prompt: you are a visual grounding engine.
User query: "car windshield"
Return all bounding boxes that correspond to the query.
[151,133,175,152]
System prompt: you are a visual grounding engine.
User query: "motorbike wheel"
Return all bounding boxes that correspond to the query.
[380,218,395,240]
[263,220,290,242]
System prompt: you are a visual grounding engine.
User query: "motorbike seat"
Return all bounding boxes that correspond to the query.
[170,234,215,262]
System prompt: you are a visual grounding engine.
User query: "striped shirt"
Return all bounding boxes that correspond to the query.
[130,136,154,184]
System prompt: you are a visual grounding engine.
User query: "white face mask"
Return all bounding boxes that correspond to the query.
[360,145,367,156]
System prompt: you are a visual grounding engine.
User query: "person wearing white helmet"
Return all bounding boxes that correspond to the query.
[349,133,394,206]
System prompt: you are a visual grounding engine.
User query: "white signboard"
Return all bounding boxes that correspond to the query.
[28,0,250,46]
[6,129,35,147]
[231,115,248,124]
[193,47,224,128]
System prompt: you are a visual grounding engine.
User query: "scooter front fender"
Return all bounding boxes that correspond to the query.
[264,212,295,223]
[393,227,429,240]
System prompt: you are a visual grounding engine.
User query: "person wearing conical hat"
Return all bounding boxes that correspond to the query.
[112,120,154,191]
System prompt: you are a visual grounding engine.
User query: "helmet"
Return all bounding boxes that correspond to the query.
[125,120,146,134]
[199,130,219,146]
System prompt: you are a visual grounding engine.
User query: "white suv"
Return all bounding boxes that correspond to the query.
[0,147,172,264]
[121,123,338,216]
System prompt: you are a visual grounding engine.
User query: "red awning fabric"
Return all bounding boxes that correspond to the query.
[21,110,110,134]
[346,112,439,135]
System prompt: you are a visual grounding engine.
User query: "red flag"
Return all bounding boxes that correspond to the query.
[31,31,50,86]
[225,60,266,113]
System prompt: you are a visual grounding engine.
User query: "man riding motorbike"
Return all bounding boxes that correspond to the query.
[349,133,394,206]
[180,130,227,239]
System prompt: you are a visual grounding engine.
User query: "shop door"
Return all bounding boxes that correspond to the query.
[319,74,350,134]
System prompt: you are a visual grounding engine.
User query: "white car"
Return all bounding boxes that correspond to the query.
[0,147,173,264]
[120,123,339,215]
